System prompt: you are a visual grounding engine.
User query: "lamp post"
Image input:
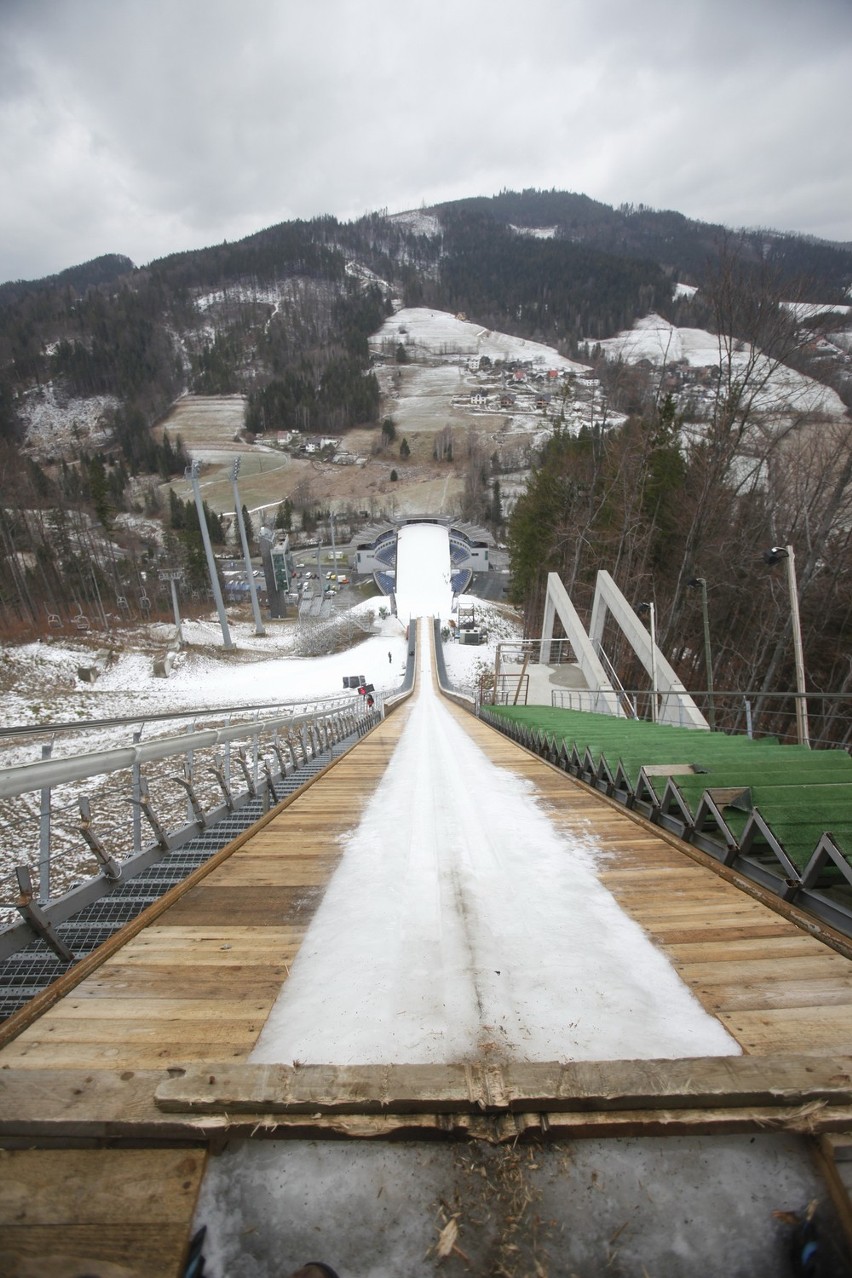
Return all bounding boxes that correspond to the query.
[637,601,658,724]
[763,544,810,748]
[687,576,715,728]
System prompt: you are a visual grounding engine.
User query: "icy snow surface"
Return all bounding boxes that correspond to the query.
[394,522,452,624]
[253,523,739,1065]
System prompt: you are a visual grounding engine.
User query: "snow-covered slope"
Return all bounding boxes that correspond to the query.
[597,313,848,419]
[371,306,589,373]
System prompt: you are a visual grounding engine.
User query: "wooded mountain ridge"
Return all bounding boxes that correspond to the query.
[3,187,851,447]
[1,189,851,748]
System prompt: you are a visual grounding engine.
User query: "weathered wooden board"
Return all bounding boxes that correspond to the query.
[695,977,852,1012]
[0,1224,191,1278]
[71,965,287,1000]
[641,922,795,945]
[47,997,274,1021]
[717,1006,852,1054]
[666,935,840,962]
[0,1147,204,1224]
[0,1038,253,1070]
[0,1147,205,1278]
[4,1081,852,1144]
[7,1017,266,1046]
[675,956,850,986]
[155,1054,852,1116]
[0,1068,180,1134]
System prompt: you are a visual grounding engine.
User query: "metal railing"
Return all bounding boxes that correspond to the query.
[550,687,851,749]
[0,695,379,947]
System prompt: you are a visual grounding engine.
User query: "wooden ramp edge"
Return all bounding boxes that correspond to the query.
[433,657,852,1061]
[0,648,420,1277]
[2,622,852,1275]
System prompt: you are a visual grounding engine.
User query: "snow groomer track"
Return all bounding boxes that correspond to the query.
[2,620,852,1277]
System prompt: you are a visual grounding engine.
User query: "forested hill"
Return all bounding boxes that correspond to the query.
[434,189,852,301]
[0,254,136,309]
[2,188,852,460]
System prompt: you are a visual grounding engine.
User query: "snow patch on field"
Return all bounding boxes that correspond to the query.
[372,306,589,373]
[387,210,442,237]
[598,313,848,418]
[783,300,852,320]
[510,224,558,239]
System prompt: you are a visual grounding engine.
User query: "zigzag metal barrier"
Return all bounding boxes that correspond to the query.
[478,705,852,940]
[0,700,382,983]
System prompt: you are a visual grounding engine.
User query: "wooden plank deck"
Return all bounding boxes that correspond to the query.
[0,679,418,1276]
[0,1148,205,1278]
[1,620,851,1274]
[439,695,852,1058]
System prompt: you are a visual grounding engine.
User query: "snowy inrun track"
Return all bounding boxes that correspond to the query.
[252,620,738,1066]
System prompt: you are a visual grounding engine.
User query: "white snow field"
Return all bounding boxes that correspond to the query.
[252,527,738,1067]
[597,313,848,419]
[370,306,589,373]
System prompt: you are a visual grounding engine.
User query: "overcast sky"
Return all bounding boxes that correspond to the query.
[2,0,851,285]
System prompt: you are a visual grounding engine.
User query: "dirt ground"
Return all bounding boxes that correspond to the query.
[155,362,541,524]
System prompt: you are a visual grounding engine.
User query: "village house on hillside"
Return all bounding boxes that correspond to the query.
[295,435,340,456]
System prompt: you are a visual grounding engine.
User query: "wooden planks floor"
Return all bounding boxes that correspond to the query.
[1,623,852,1275]
[5,636,850,1074]
[0,1148,205,1278]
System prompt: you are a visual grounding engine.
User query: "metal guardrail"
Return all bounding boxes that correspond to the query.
[432,619,476,711]
[0,697,380,957]
[0,693,358,744]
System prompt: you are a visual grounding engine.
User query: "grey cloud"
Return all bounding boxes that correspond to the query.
[1,0,851,281]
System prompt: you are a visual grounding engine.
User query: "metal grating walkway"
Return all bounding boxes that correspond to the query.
[0,731,362,1020]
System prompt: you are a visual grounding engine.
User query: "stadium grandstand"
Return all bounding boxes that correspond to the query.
[353,517,493,609]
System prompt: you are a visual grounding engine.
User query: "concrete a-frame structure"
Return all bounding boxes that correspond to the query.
[540,573,624,716]
[542,571,709,730]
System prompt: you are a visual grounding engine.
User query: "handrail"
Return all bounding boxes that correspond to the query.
[0,700,381,952]
[0,693,359,742]
[382,620,417,711]
[0,709,342,800]
[432,619,476,711]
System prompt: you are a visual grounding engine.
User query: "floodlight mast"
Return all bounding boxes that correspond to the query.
[687,577,715,729]
[231,459,265,636]
[187,461,234,651]
[636,601,658,724]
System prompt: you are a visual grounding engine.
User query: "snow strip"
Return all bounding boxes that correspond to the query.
[252,623,738,1066]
